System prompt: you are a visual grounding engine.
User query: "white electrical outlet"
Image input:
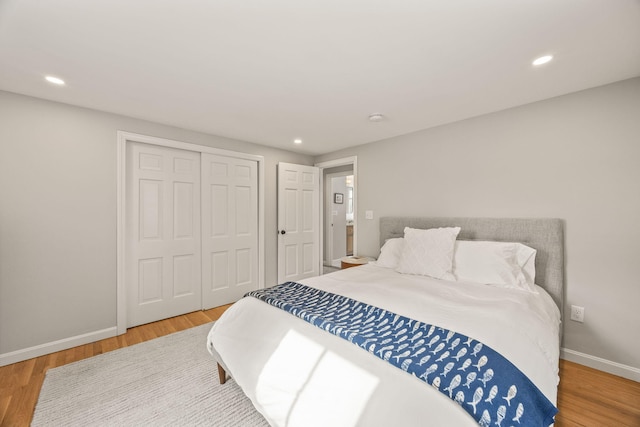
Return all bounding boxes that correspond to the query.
[570,305,585,322]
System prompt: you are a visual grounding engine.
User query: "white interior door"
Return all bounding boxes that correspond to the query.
[126,143,201,327]
[202,154,259,308]
[278,162,320,283]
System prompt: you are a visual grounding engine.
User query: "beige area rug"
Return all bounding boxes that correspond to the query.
[32,323,269,426]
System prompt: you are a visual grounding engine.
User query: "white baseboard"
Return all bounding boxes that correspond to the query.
[561,347,640,382]
[3,329,638,384]
[0,327,118,367]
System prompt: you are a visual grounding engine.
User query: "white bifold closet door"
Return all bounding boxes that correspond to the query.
[201,153,258,309]
[127,144,258,328]
[127,143,202,328]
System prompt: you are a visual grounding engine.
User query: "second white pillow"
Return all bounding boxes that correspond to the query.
[453,240,537,291]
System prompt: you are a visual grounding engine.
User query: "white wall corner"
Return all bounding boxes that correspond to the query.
[561,347,640,382]
[0,327,117,367]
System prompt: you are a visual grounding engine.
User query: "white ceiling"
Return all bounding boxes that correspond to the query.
[1,1,639,155]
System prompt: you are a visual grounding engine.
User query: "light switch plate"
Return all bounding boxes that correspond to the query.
[365,210,374,220]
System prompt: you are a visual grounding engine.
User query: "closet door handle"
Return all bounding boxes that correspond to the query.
[279,230,286,235]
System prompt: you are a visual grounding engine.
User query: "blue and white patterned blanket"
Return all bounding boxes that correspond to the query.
[247,282,557,427]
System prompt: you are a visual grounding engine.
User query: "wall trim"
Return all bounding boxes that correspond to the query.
[561,347,640,382]
[0,327,117,367]
[4,331,639,385]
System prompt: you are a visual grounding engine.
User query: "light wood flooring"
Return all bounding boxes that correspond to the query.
[1,306,639,427]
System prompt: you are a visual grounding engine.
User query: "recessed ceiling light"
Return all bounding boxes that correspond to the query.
[293,139,302,144]
[532,55,553,66]
[45,75,65,85]
[368,113,385,122]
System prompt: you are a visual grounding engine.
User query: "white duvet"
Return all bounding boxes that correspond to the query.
[207,264,560,427]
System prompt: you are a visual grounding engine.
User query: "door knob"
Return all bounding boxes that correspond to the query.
[280,230,286,235]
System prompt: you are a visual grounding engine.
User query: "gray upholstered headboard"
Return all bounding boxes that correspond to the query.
[379,217,565,315]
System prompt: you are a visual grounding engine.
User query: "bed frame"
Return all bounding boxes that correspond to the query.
[380,217,565,316]
[217,216,565,384]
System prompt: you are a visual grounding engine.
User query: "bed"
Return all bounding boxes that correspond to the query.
[207,217,564,427]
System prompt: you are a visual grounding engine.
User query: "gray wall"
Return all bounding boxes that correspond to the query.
[0,90,313,355]
[315,77,640,373]
[2,77,639,376]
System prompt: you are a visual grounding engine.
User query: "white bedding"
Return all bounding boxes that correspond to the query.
[207,264,560,427]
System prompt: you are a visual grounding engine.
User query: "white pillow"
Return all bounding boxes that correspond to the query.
[453,240,537,291]
[374,238,404,269]
[517,244,537,289]
[395,227,461,280]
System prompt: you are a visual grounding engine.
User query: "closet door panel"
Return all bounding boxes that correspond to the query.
[202,154,258,309]
[126,143,201,327]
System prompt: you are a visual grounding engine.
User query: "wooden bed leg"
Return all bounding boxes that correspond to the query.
[217,363,227,385]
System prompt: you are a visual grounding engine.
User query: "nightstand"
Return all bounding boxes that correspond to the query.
[340,256,369,269]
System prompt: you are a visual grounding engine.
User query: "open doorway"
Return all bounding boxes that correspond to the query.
[315,157,357,275]
[326,171,354,268]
